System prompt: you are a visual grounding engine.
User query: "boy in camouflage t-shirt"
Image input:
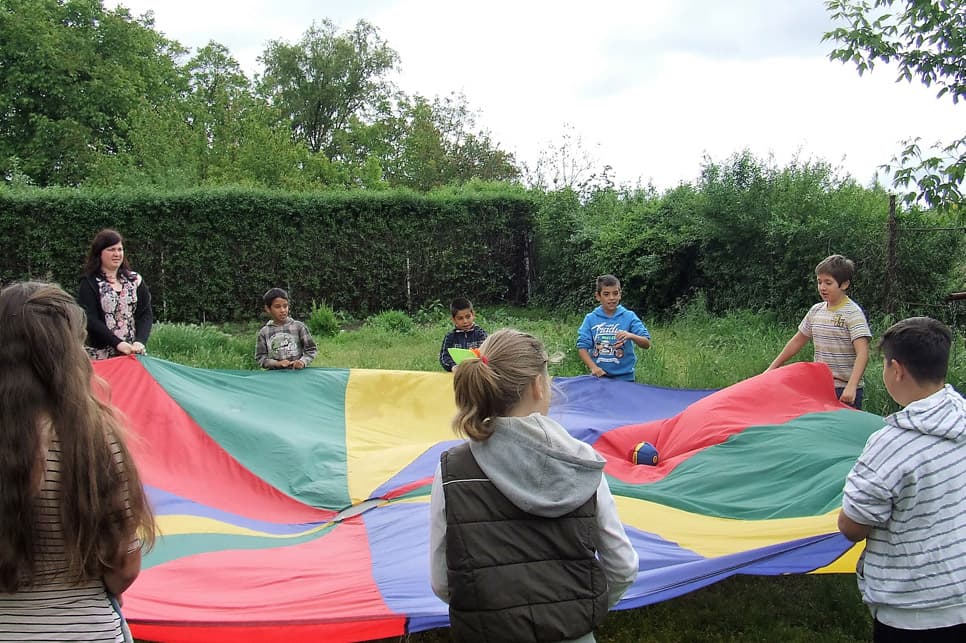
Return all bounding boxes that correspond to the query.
[255,288,318,369]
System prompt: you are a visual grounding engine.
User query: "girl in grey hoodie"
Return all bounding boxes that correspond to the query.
[430,329,639,643]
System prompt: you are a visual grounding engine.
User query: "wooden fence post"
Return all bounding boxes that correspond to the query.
[405,252,412,311]
[884,194,898,315]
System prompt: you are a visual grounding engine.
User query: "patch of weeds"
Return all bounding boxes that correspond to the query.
[366,310,415,334]
[307,300,341,337]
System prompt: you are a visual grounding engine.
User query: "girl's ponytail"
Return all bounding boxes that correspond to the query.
[452,358,500,441]
[451,329,549,441]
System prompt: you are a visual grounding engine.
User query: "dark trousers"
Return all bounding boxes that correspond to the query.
[835,386,864,410]
[874,618,965,643]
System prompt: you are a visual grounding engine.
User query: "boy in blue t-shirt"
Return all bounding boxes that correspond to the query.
[576,275,651,381]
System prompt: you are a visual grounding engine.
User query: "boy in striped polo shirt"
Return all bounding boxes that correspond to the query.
[839,317,965,641]
[767,254,871,408]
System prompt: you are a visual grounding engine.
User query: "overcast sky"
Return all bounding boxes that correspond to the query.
[112,0,962,190]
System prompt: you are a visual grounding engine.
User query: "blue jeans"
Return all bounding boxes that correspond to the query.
[835,386,864,410]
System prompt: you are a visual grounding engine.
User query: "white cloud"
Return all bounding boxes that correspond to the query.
[111,0,962,190]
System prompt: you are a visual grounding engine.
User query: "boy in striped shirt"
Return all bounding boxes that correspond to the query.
[838,317,965,641]
[767,254,871,408]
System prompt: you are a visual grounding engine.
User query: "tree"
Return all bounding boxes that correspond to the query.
[525,123,613,196]
[382,93,519,190]
[87,40,321,190]
[184,42,296,185]
[326,91,518,191]
[824,0,965,209]
[85,99,200,189]
[0,0,186,185]
[257,19,399,156]
[186,42,253,179]
[427,92,519,186]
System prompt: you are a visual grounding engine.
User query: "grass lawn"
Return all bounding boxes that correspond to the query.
[138,303,965,642]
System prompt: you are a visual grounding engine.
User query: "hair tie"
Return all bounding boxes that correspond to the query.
[480,355,489,365]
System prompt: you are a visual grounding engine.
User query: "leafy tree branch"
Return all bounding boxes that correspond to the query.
[824,0,965,211]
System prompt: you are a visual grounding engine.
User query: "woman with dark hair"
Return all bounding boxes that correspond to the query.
[77,229,153,360]
[0,281,156,641]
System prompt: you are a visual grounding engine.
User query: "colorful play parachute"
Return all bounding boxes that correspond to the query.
[92,357,882,642]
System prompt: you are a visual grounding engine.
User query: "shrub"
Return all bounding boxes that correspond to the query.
[412,299,447,326]
[531,151,962,323]
[366,310,414,334]
[307,301,341,337]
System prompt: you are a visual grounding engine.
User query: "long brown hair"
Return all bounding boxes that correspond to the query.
[0,281,155,591]
[81,228,134,280]
[452,329,549,441]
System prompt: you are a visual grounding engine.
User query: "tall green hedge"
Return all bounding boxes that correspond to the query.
[0,187,536,322]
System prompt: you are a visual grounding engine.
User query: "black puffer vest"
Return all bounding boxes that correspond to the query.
[441,443,608,642]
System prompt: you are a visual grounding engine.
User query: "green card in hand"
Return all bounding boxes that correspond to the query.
[448,347,479,365]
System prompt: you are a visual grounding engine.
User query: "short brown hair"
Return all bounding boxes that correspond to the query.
[815,255,855,286]
[595,275,621,293]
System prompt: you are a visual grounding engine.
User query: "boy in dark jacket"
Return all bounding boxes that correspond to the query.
[438,297,487,372]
